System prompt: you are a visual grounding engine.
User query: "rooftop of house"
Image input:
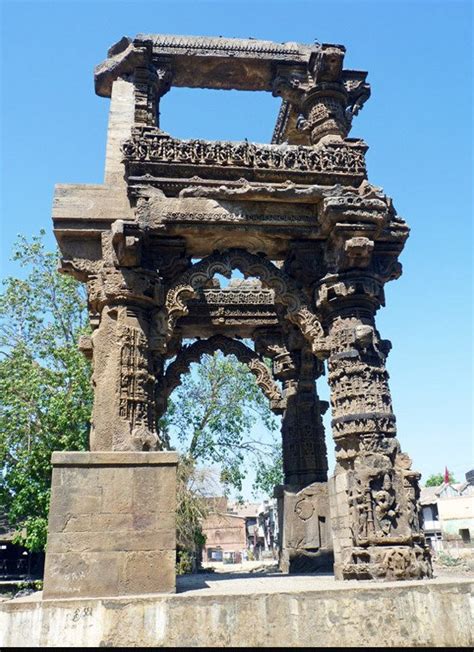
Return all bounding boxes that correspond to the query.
[420,479,474,506]
[227,502,260,519]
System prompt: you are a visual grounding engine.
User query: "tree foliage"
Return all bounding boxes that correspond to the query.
[160,351,282,496]
[425,472,457,487]
[0,232,92,551]
[0,234,283,554]
[175,456,221,573]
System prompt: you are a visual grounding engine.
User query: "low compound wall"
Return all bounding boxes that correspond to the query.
[1,577,472,647]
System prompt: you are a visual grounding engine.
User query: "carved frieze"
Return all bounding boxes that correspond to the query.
[164,249,328,359]
[122,128,368,190]
[193,284,274,306]
[157,335,285,415]
[342,544,432,581]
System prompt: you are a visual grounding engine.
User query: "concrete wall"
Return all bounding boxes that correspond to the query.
[1,578,472,647]
[438,495,474,540]
[438,495,474,521]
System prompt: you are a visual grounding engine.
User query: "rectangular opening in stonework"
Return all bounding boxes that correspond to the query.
[160,88,281,144]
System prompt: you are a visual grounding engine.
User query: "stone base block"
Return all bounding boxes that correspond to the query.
[275,482,333,573]
[43,451,178,599]
[1,577,471,647]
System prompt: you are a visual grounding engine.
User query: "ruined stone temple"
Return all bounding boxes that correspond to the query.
[43,34,432,598]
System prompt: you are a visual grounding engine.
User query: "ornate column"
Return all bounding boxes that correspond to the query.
[65,221,167,452]
[316,189,432,580]
[95,37,173,130]
[133,56,172,128]
[43,221,179,600]
[255,329,332,572]
[278,346,328,487]
[272,44,370,145]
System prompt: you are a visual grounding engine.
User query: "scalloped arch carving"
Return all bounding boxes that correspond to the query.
[157,335,285,414]
[165,249,327,357]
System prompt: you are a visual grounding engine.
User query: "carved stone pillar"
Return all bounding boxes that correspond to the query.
[277,346,333,572]
[95,37,173,130]
[279,347,328,487]
[133,59,172,127]
[313,186,432,580]
[46,227,179,599]
[255,330,328,486]
[256,330,332,572]
[127,37,173,128]
[318,278,432,580]
[272,44,370,146]
[67,223,167,452]
[302,46,349,144]
[89,301,162,451]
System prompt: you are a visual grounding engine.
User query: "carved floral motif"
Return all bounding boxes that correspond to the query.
[157,335,284,415]
[122,129,367,177]
[165,249,328,357]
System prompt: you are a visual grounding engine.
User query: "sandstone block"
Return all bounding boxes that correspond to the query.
[119,550,176,594]
[43,451,178,598]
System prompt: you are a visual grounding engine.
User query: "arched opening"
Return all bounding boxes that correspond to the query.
[164,249,326,356]
[158,251,331,575]
[160,340,283,570]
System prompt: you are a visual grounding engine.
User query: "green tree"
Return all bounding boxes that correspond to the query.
[0,232,92,551]
[160,352,282,497]
[162,352,283,566]
[425,472,457,487]
[0,233,283,555]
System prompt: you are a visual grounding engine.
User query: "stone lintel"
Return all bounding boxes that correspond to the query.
[96,34,319,96]
[52,184,133,222]
[51,451,179,466]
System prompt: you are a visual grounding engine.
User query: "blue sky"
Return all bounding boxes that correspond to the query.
[1,0,472,491]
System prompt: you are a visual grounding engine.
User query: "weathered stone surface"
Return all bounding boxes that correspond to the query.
[47,31,430,585]
[51,451,178,465]
[95,35,319,96]
[276,482,333,573]
[43,452,178,598]
[1,577,471,647]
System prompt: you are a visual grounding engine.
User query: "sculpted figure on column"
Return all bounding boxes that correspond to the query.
[65,221,167,451]
[316,187,432,580]
[50,33,431,584]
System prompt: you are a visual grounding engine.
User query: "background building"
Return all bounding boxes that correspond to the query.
[421,471,474,551]
[0,513,44,581]
[202,498,279,562]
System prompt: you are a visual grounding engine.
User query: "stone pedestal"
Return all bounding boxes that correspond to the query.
[275,482,333,573]
[43,451,178,599]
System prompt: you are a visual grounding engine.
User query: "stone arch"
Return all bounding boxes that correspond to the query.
[164,249,328,357]
[157,335,285,415]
